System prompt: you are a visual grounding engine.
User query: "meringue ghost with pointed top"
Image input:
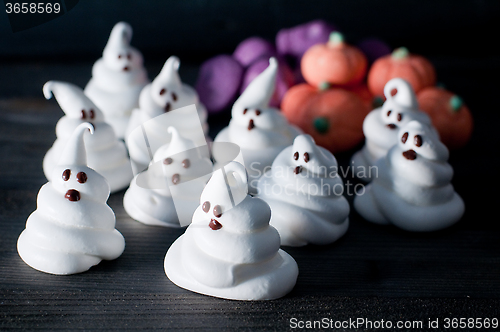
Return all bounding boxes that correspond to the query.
[165,161,298,300]
[43,81,133,193]
[18,123,125,275]
[354,121,464,231]
[351,78,435,182]
[214,57,301,193]
[256,134,349,246]
[125,56,209,171]
[123,127,212,227]
[84,22,149,138]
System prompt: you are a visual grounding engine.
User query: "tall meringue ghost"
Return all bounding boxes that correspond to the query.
[125,56,209,171]
[351,78,435,182]
[43,81,133,193]
[123,127,213,227]
[256,134,349,246]
[214,57,301,193]
[18,123,125,275]
[354,121,465,232]
[84,22,149,139]
[165,161,298,300]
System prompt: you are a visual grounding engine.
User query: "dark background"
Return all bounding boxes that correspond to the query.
[1,1,499,331]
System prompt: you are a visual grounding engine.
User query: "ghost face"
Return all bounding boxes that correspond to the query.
[233,106,284,132]
[381,105,407,130]
[103,47,143,72]
[160,154,193,185]
[398,123,449,161]
[51,165,109,202]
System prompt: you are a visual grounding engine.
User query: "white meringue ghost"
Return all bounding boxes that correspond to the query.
[18,123,125,275]
[43,81,133,193]
[214,57,301,194]
[354,121,464,231]
[351,78,435,182]
[84,22,149,139]
[256,134,349,246]
[123,127,213,227]
[165,161,298,300]
[125,56,209,172]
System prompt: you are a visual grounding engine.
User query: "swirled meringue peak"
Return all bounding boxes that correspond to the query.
[124,127,213,227]
[214,57,301,194]
[354,120,464,232]
[351,78,434,182]
[125,57,209,172]
[84,22,149,139]
[256,134,349,246]
[18,123,125,275]
[43,81,133,193]
[164,161,298,300]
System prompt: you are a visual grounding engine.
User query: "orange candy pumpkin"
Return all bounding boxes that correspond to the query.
[282,83,370,153]
[368,47,436,99]
[301,32,368,88]
[417,87,473,149]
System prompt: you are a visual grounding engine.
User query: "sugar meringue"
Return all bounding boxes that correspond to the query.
[214,57,301,193]
[165,161,298,300]
[351,78,435,182]
[354,121,465,231]
[256,134,349,246]
[84,22,149,139]
[125,56,209,172]
[18,123,125,275]
[123,127,212,227]
[42,81,133,193]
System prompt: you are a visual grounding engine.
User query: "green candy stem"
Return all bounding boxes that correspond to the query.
[313,117,329,134]
[450,95,463,113]
[328,32,344,46]
[318,81,331,91]
[392,47,409,60]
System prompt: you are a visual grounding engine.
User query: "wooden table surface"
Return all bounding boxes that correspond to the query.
[0,60,499,331]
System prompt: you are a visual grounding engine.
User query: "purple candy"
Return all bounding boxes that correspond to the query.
[357,38,391,65]
[240,57,295,108]
[195,54,244,114]
[233,36,277,68]
[276,19,336,59]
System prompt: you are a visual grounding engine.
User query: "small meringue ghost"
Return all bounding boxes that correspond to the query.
[18,123,125,275]
[351,78,435,181]
[43,81,133,193]
[354,121,465,231]
[84,22,149,139]
[165,161,298,300]
[214,57,301,193]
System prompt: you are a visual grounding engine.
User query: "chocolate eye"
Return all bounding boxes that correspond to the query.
[213,205,222,218]
[202,201,210,213]
[401,132,409,143]
[182,159,190,168]
[89,109,95,119]
[62,169,71,181]
[255,109,261,116]
[77,172,87,184]
[127,53,132,60]
[243,108,248,114]
[81,110,86,119]
[160,88,166,95]
[118,54,122,59]
[163,157,173,165]
[171,92,177,101]
[293,152,299,160]
[387,110,392,117]
[397,113,403,122]
[414,135,423,147]
[304,152,310,163]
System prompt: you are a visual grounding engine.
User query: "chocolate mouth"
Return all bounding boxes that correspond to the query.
[165,102,171,112]
[294,166,303,174]
[123,66,129,71]
[386,124,397,129]
[402,149,417,160]
[171,173,180,185]
[248,119,255,130]
[209,219,222,230]
[65,189,80,202]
